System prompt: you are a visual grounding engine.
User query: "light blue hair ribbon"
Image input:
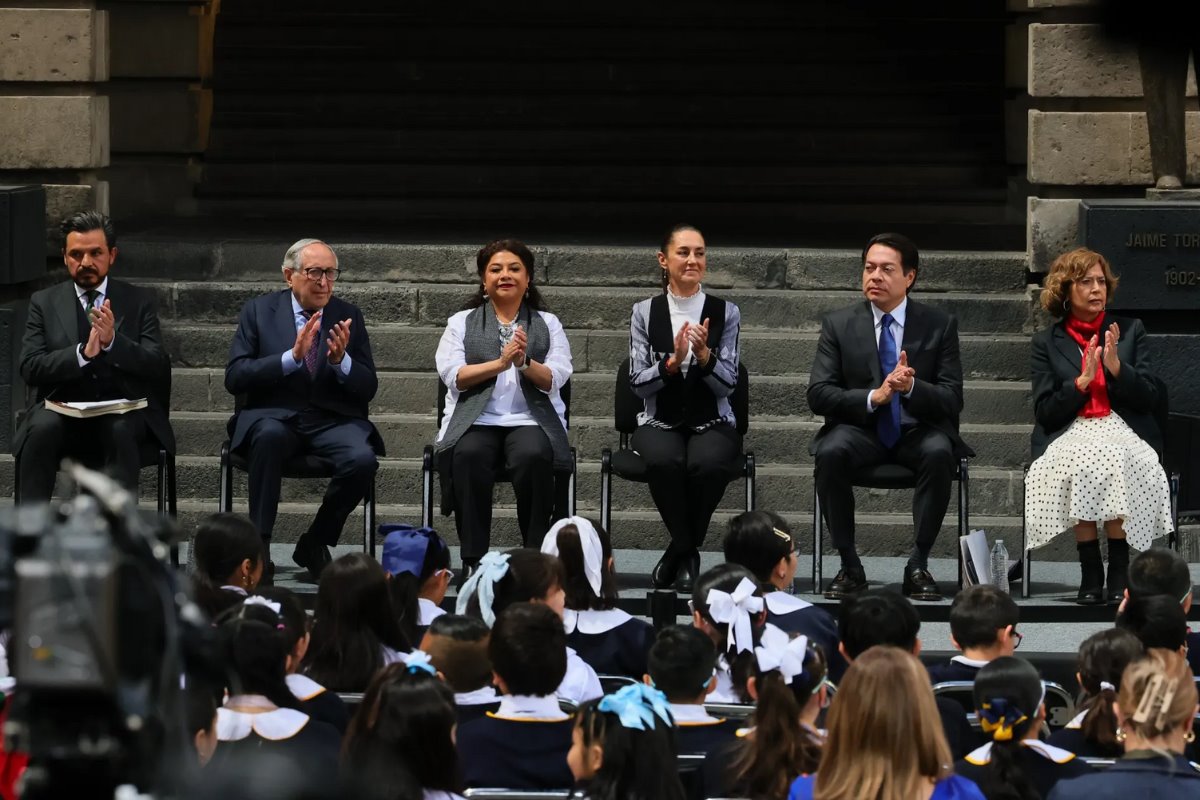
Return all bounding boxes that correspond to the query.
[402,649,437,677]
[453,551,511,628]
[597,683,674,731]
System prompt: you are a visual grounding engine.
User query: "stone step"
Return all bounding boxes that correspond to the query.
[162,324,1035,381]
[168,367,1033,424]
[139,457,1026,517]
[149,281,1036,334]
[164,500,1029,561]
[165,411,1033,468]
[118,239,1025,294]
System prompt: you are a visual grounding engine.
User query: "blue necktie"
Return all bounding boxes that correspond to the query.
[877,312,901,448]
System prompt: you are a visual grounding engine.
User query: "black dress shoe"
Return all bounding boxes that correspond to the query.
[824,568,868,600]
[652,548,684,590]
[677,551,701,595]
[902,567,942,601]
[456,559,478,592]
[292,533,330,581]
[259,560,276,588]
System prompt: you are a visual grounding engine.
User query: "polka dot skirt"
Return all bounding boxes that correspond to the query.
[1025,412,1174,551]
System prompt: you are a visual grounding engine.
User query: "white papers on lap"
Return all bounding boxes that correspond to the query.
[45,398,147,418]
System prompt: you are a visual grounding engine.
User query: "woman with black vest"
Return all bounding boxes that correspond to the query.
[434,239,573,581]
[630,224,742,592]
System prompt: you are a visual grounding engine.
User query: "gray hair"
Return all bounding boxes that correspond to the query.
[281,239,338,274]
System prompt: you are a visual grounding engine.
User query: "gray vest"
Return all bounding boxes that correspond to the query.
[437,302,571,470]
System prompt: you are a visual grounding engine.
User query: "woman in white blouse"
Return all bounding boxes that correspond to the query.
[629,225,742,593]
[434,239,573,581]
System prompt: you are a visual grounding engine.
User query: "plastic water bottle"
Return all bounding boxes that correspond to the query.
[990,539,1010,594]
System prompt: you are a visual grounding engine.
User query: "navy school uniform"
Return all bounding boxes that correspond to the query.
[563,608,655,680]
[213,704,341,782]
[1049,708,1200,762]
[286,673,350,735]
[672,703,741,754]
[763,592,848,683]
[456,695,575,790]
[455,686,501,726]
[1047,752,1200,800]
[957,739,1093,798]
[928,655,988,685]
[1188,630,1200,675]
[936,695,977,760]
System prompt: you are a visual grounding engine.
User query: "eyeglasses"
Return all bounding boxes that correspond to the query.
[1011,629,1024,650]
[436,568,455,581]
[299,267,341,283]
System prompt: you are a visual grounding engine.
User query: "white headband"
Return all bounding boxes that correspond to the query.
[541,516,604,598]
[754,625,810,685]
[454,551,511,628]
[706,577,764,654]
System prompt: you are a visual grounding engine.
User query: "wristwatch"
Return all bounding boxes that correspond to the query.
[517,358,531,372]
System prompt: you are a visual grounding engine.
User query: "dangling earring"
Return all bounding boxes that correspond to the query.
[1187,729,1197,743]
[1115,726,1127,742]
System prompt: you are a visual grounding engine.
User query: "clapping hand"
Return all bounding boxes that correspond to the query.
[326,318,353,365]
[687,317,712,366]
[511,324,528,368]
[667,322,690,374]
[291,310,322,363]
[83,299,114,359]
[1076,334,1101,391]
[1101,322,1121,377]
[885,350,915,394]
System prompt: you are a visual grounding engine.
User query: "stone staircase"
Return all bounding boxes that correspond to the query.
[4,238,1058,561]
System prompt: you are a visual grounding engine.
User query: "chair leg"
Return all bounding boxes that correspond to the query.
[812,482,823,592]
[957,458,969,590]
[219,441,233,514]
[1021,500,1032,600]
[600,449,612,535]
[421,445,434,529]
[12,454,20,505]
[744,452,756,511]
[568,447,577,517]
[1170,470,1181,553]
[363,477,377,558]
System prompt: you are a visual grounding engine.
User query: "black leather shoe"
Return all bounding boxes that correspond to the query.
[902,567,942,601]
[824,568,868,600]
[677,550,701,595]
[652,548,683,590]
[292,533,331,582]
[457,559,478,592]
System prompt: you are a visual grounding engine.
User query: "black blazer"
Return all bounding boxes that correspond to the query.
[224,291,382,452]
[1030,315,1159,460]
[807,299,968,454]
[15,278,174,455]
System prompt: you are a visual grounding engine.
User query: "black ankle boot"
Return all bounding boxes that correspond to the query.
[1106,537,1130,605]
[677,550,701,595]
[1076,540,1105,605]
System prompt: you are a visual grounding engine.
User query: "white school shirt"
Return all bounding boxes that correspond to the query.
[418,597,446,626]
[558,646,603,704]
[434,309,573,441]
[495,693,569,721]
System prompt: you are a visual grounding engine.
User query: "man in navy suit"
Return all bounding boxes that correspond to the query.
[807,233,969,602]
[225,239,382,580]
[15,211,174,501]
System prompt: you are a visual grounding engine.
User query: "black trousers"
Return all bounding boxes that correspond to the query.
[631,424,742,552]
[813,423,955,556]
[452,424,555,559]
[242,413,377,546]
[17,407,148,501]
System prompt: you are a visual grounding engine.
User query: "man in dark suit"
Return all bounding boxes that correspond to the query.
[15,211,174,501]
[807,232,967,601]
[225,239,382,580]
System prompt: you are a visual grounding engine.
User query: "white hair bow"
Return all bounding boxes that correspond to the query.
[706,577,764,654]
[243,596,281,615]
[541,516,604,598]
[454,551,511,628]
[754,625,810,685]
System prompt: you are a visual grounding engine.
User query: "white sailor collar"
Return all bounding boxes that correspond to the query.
[286,673,327,702]
[707,656,738,703]
[764,591,814,615]
[455,686,498,706]
[1064,709,1088,730]
[418,597,447,626]
[218,704,310,742]
[671,703,722,725]
[220,585,249,596]
[964,739,1078,766]
[951,655,990,668]
[494,694,569,722]
[563,607,633,635]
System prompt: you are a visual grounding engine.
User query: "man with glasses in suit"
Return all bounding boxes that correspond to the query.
[225,239,382,581]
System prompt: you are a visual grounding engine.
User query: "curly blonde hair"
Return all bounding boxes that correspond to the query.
[1040,247,1119,318]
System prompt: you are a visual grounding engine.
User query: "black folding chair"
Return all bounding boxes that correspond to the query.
[420,377,577,529]
[600,357,756,535]
[812,458,970,592]
[933,680,1076,730]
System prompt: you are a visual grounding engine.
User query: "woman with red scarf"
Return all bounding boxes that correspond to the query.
[1025,248,1173,605]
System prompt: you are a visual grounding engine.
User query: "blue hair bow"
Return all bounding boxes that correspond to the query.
[597,683,674,731]
[454,551,511,628]
[402,649,438,677]
[978,697,1028,742]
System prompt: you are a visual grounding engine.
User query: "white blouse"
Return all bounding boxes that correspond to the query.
[434,308,573,441]
[667,288,706,375]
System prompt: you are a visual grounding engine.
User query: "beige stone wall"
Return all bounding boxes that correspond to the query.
[0,5,109,251]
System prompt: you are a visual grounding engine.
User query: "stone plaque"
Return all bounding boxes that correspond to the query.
[1079,199,1200,310]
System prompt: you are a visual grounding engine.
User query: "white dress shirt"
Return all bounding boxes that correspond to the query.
[866,296,916,424]
[667,288,705,375]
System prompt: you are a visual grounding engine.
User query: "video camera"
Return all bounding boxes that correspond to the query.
[0,463,207,799]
